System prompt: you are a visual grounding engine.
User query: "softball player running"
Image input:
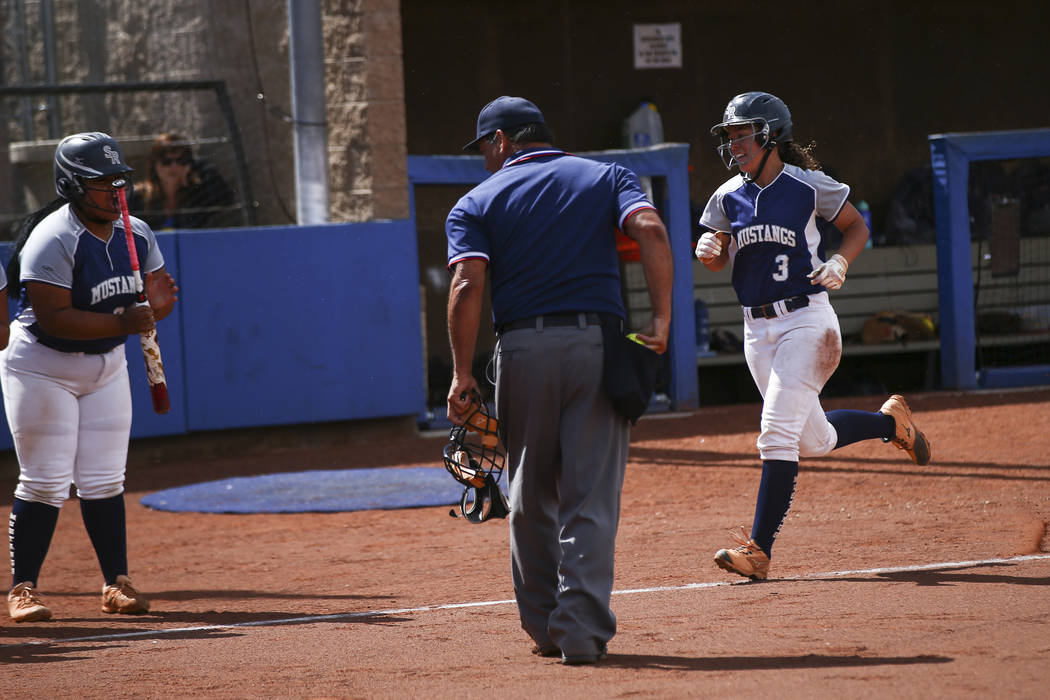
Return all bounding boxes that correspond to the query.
[4,132,178,622]
[696,92,930,581]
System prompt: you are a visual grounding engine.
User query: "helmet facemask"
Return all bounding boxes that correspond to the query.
[714,120,772,170]
[53,132,134,216]
[710,92,792,176]
[73,174,132,223]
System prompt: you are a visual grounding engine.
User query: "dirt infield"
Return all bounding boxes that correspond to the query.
[2,388,1049,698]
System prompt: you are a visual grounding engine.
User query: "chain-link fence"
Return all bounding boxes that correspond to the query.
[1,0,303,236]
[969,156,1050,370]
[1,81,255,237]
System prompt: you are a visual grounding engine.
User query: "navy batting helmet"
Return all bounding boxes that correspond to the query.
[710,92,792,169]
[54,132,133,200]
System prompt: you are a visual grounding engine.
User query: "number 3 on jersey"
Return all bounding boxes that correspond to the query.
[772,253,789,281]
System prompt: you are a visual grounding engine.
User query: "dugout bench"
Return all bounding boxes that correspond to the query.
[623,239,1050,401]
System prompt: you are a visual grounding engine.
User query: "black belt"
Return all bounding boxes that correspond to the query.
[497,312,604,335]
[745,294,810,320]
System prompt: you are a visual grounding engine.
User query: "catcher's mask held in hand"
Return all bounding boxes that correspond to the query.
[443,394,509,523]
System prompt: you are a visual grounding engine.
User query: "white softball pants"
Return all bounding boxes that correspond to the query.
[1,323,132,507]
[743,292,841,462]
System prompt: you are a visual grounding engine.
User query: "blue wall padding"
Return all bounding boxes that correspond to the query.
[140,467,468,514]
[176,221,424,430]
[0,218,424,450]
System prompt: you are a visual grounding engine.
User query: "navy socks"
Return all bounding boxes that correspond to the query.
[9,498,61,588]
[827,409,894,449]
[80,494,129,585]
[750,459,798,556]
[746,412,894,558]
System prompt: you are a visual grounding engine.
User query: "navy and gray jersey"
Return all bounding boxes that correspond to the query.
[14,203,164,354]
[699,164,849,308]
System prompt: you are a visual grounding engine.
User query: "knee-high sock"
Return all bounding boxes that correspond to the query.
[750,459,799,556]
[80,494,128,585]
[827,409,895,449]
[9,498,61,588]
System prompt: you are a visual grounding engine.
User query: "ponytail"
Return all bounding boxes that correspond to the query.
[779,140,821,171]
[6,198,66,298]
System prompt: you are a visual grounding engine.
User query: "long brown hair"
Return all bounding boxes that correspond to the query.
[137,133,201,207]
[779,140,820,170]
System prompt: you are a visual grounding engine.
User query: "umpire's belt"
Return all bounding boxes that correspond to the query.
[743,294,810,321]
[497,312,604,336]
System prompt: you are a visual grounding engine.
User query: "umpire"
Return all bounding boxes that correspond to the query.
[445,96,673,665]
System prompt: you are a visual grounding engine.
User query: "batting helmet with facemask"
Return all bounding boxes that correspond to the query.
[710,91,793,171]
[54,131,134,201]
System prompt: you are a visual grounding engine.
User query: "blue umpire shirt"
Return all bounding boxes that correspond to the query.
[446,148,654,326]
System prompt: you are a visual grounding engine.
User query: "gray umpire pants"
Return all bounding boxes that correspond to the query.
[494,316,630,657]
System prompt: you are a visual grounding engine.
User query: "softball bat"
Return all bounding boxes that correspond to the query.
[116,187,171,414]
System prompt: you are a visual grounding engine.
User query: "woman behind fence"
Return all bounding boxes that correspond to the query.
[131,132,236,230]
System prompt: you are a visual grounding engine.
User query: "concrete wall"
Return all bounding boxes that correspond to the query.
[2,0,408,226]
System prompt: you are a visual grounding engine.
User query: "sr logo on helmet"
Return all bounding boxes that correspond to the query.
[53,132,133,199]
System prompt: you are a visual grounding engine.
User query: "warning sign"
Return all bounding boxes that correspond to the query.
[633,23,682,69]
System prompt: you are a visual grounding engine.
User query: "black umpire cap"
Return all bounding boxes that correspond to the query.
[463,96,546,151]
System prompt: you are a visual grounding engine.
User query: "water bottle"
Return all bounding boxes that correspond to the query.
[694,299,715,357]
[623,102,664,149]
[623,102,663,201]
[858,200,874,248]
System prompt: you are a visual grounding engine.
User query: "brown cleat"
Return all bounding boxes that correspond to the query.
[879,394,932,465]
[713,530,770,581]
[102,575,151,614]
[9,582,53,622]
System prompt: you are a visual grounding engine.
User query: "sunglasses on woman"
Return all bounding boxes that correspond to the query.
[159,155,191,166]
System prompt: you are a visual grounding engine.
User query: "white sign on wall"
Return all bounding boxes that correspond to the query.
[633,23,682,69]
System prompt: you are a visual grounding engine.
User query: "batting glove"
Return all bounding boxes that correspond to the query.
[695,232,723,262]
[808,253,849,290]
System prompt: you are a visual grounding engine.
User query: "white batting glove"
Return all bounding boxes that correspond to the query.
[695,232,722,262]
[808,253,849,290]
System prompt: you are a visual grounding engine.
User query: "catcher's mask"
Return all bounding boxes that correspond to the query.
[443,395,509,523]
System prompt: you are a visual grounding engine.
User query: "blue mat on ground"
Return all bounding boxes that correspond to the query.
[140,467,470,514]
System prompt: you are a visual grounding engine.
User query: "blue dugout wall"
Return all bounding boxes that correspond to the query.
[408,143,699,411]
[0,219,425,450]
[929,128,1050,390]
[0,144,697,451]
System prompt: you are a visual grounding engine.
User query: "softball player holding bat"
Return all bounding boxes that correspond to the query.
[696,92,931,581]
[3,132,178,622]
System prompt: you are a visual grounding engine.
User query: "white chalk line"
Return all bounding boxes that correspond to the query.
[4,553,1048,649]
